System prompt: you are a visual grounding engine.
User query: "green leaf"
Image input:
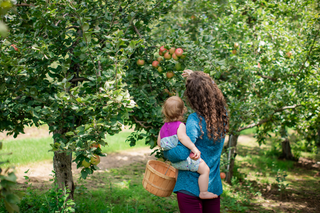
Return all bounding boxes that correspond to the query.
[83,23,89,32]
[5,194,20,205]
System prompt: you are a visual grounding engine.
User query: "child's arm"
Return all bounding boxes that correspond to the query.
[177,123,200,159]
[157,133,161,147]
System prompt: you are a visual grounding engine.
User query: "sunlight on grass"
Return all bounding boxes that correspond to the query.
[102,130,148,154]
[0,137,54,167]
[239,127,257,135]
[0,130,148,167]
[72,162,179,213]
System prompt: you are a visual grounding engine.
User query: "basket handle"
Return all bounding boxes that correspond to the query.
[164,162,171,175]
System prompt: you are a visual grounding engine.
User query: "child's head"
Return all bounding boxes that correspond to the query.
[162,96,186,122]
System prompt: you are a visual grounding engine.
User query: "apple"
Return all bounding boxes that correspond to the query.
[232,49,237,55]
[11,44,18,51]
[175,62,182,71]
[166,71,174,78]
[189,152,195,158]
[163,88,170,94]
[152,61,160,68]
[157,57,163,62]
[220,172,226,179]
[82,159,91,168]
[160,46,167,52]
[158,67,163,72]
[169,47,176,54]
[257,62,261,69]
[172,53,178,61]
[136,59,145,66]
[286,51,292,58]
[159,50,164,56]
[91,143,101,149]
[180,54,186,59]
[234,42,239,49]
[175,48,183,57]
[164,52,171,60]
[90,154,100,165]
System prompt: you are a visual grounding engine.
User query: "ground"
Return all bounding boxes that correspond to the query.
[15,147,156,184]
[1,127,320,212]
[0,125,156,183]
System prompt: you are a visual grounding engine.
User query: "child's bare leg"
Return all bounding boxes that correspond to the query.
[197,161,218,199]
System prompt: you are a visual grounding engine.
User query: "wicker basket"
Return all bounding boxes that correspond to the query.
[142,160,177,197]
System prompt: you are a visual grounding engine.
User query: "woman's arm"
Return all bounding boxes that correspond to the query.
[177,123,200,159]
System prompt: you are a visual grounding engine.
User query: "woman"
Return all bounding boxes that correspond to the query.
[163,70,229,213]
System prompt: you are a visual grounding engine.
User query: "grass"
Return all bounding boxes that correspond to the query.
[222,138,320,213]
[2,162,179,213]
[239,127,257,135]
[73,163,179,213]
[0,129,148,167]
[0,127,319,212]
[102,130,148,154]
[0,137,54,167]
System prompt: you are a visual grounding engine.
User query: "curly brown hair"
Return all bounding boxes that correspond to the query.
[185,71,229,140]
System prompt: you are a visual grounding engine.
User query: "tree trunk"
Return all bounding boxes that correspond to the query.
[281,138,294,160]
[53,128,75,199]
[226,134,239,184]
[53,151,74,199]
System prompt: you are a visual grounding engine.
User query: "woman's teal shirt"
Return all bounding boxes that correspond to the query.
[163,112,225,197]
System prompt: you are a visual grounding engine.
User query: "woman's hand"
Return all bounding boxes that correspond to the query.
[182,69,193,78]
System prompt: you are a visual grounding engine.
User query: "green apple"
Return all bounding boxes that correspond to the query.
[82,159,91,168]
[90,155,100,165]
[175,62,182,71]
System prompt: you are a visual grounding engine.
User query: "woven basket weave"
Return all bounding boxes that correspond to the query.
[142,160,177,197]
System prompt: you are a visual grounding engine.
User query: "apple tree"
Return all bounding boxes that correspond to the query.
[128,0,320,183]
[0,0,178,198]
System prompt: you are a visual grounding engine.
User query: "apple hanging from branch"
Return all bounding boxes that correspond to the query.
[152,61,160,68]
[164,52,172,60]
[175,48,183,57]
[169,47,176,54]
[136,59,145,66]
[166,71,174,79]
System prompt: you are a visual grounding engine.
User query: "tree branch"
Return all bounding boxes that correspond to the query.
[132,22,142,39]
[132,116,152,129]
[293,24,320,78]
[69,77,91,83]
[237,104,301,132]
[15,3,35,7]
[256,74,277,82]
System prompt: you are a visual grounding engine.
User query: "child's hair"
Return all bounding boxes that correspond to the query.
[162,96,186,122]
[185,71,229,140]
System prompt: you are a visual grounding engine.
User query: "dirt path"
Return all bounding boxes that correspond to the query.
[0,126,156,184]
[9,130,250,184]
[5,127,320,212]
[16,147,156,184]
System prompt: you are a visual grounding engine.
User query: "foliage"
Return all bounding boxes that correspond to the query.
[0,0,12,37]
[275,169,289,195]
[127,0,320,148]
[0,141,20,213]
[0,0,178,180]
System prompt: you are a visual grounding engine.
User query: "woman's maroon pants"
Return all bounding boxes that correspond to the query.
[177,192,220,213]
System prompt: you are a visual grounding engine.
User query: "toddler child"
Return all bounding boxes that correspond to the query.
[157,96,217,199]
